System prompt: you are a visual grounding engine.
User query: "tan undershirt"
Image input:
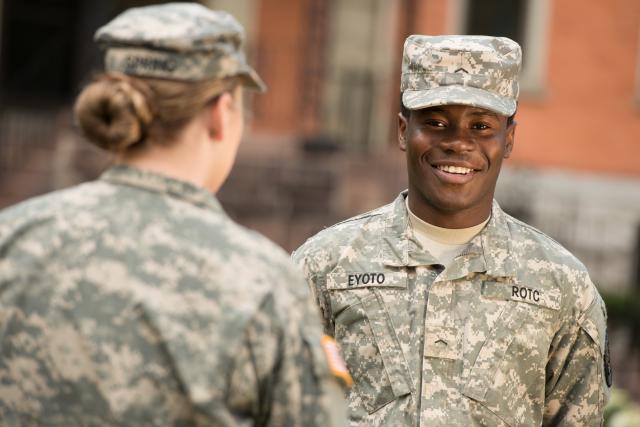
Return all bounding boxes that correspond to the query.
[406,197,489,267]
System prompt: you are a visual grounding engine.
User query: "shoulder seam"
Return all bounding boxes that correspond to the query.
[330,211,383,227]
[327,201,396,228]
[504,212,569,250]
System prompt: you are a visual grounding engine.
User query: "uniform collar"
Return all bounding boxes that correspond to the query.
[100,165,225,213]
[381,191,438,267]
[381,191,517,280]
[442,199,517,281]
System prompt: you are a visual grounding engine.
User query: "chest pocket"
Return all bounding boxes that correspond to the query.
[463,280,561,426]
[326,270,412,414]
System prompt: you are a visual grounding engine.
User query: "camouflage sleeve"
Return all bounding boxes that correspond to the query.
[291,250,334,336]
[227,291,345,427]
[543,294,610,426]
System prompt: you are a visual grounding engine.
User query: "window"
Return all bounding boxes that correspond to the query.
[450,0,550,97]
[0,0,80,105]
[337,69,374,150]
[0,0,179,107]
[465,0,527,48]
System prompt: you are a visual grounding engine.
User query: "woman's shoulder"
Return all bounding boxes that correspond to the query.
[0,181,112,235]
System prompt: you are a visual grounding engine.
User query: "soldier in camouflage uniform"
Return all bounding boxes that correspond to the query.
[293,35,611,426]
[0,3,346,426]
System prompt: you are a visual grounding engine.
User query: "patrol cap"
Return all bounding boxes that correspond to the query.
[401,35,521,116]
[95,2,266,91]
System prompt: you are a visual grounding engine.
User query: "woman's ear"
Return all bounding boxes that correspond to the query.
[206,92,234,142]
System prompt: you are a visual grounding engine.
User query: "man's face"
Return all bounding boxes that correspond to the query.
[398,104,515,228]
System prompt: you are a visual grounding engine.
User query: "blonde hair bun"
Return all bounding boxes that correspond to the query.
[74,74,154,152]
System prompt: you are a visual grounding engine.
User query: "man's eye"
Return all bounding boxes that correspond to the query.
[472,122,490,130]
[426,120,446,128]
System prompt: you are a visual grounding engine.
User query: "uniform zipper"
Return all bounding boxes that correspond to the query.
[415,267,437,427]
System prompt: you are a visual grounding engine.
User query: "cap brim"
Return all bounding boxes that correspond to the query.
[238,65,267,93]
[402,86,516,116]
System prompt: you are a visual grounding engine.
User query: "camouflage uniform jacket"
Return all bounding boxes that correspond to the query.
[293,191,610,427]
[0,165,344,427]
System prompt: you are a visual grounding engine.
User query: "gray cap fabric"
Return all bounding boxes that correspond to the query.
[95,2,266,91]
[401,35,521,116]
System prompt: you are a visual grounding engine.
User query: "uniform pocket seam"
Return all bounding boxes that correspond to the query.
[331,291,411,414]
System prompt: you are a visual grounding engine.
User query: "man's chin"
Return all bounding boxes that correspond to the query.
[420,191,487,216]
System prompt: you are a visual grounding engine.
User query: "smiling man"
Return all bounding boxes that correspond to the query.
[292,35,611,426]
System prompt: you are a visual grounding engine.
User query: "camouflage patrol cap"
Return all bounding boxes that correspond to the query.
[95,2,266,91]
[401,35,521,116]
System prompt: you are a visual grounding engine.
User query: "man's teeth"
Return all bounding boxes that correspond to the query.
[438,165,473,174]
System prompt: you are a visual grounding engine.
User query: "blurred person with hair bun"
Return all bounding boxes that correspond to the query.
[0,3,346,426]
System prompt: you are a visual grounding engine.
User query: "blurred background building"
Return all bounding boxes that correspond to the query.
[1,0,639,407]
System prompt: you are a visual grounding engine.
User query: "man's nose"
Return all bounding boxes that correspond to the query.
[439,128,475,152]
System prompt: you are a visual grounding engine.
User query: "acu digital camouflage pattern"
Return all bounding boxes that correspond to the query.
[293,192,610,426]
[401,35,521,116]
[96,2,266,90]
[0,165,344,426]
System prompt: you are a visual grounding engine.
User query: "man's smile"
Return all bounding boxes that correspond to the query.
[436,164,473,174]
[429,161,481,185]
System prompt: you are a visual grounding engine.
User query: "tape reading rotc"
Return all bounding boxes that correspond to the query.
[512,285,541,303]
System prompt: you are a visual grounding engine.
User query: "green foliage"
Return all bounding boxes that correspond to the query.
[601,293,640,426]
[605,388,640,427]
[601,291,640,349]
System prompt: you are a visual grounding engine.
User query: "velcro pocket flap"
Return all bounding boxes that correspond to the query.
[360,293,412,398]
[482,280,561,311]
[326,271,407,290]
[463,326,515,402]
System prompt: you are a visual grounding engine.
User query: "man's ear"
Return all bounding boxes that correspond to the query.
[207,92,233,142]
[398,113,408,152]
[503,121,516,159]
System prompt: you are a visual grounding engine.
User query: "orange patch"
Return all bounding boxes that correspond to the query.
[321,335,353,388]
